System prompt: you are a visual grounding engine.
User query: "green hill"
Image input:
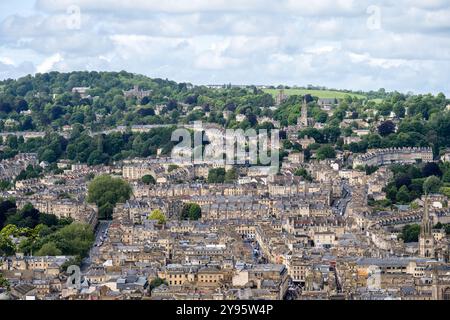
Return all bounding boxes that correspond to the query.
[263,88,366,100]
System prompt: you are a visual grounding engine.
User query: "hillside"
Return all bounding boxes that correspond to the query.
[263,88,367,100]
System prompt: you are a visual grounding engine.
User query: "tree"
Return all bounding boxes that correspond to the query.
[36,242,62,256]
[0,224,23,255]
[48,223,94,258]
[40,149,57,163]
[0,273,10,291]
[316,145,336,160]
[15,165,42,181]
[207,168,226,183]
[299,128,323,143]
[0,199,16,229]
[315,111,328,123]
[142,174,156,185]
[224,168,238,183]
[0,180,12,191]
[113,95,126,110]
[181,203,202,221]
[6,136,18,149]
[149,209,166,224]
[140,96,151,105]
[137,107,155,117]
[422,163,442,178]
[423,175,442,195]
[98,203,114,220]
[0,232,16,256]
[401,224,420,242]
[0,102,12,113]
[185,95,198,105]
[2,203,42,229]
[378,121,396,136]
[395,175,412,189]
[396,185,411,203]
[246,113,257,127]
[39,213,59,227]
[393,103,406,118]
[443,170,450,183]
[365,165,379,175]
[149,277,167,293]
[294,168,312,181]
[87,175,132,220]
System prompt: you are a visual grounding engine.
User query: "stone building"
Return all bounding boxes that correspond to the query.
[353,147,433,168]
[123,85,152,99]
[419,199,436,259]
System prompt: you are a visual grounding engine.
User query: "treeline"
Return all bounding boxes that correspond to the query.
[0,125,177,165]
[278,92,449,159]
[0,71,275,132]
[0,199,71,230]
[207,168,238,183]
[343,94,450,155]
[0,199,94,259]
[401,222,450,243]
[379,163,450,206]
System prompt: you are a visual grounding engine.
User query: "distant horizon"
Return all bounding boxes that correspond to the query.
[1,70,448,97]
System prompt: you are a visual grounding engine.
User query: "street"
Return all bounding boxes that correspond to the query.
[81,220,112,272]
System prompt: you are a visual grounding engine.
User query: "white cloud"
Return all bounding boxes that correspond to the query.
[35,0,277,15]
[0,56,14,65]
[0,0,448,95]
[36,52,63,73]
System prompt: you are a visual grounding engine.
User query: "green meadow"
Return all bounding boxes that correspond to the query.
[263,88,367,100]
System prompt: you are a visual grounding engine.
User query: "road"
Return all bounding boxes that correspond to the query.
[332,183,352,216]
[81,220,112,272]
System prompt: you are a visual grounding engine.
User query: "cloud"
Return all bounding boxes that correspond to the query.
[36,52,63,73]
[0,0,449,95]
[35,0,277,14]
[0,60,35,80]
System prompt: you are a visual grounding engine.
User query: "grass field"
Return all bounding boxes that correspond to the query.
[263,88,367,100]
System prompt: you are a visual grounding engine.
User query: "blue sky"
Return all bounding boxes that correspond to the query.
[1,0,450,95]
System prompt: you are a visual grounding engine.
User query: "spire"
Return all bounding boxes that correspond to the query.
[299,97,308,127]
[421,196,432,236]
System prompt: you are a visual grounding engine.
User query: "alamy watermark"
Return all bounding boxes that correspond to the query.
[66,265,81,289]
[171,121,280,173]
[66,5,82,30]
[367,5,382,30]
[367,265,382,291]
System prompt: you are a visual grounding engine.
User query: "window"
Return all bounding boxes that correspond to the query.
[443,288,450,301]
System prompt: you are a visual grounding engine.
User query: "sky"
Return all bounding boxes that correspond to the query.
[0,0,450,95]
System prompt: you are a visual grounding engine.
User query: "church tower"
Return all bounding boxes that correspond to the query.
[298,98,308,128]
[419,198,435,258]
